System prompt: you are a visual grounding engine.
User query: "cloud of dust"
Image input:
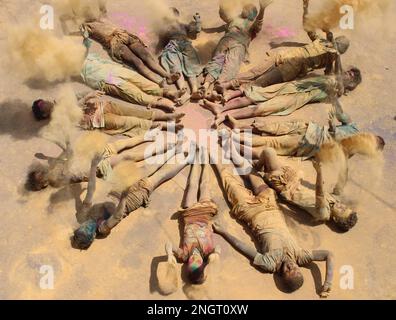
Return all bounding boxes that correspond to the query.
[70,131,109,174]
[108,161,146,194]
[304,0,391,32]
[157,260,179,295]
[6,24,86,82]
[193,33,219,64]
[219,0,257,22]
[39,86,83,148]
[52,0,107,21]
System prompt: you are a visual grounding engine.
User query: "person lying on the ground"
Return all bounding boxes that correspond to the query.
[201,70,362,128]
[159,8,202,100]
[249,145,358,231]
[72,142,196,250]
[32,91,185,137]
[79,18,180,86]
[210,143,334,297]
[200,0,273,97]
[215,29,349,93]
[26,129,178,190]
[80,36,185,112]
[165,149,220,285]
[215,0,349,93]
[227,100,385,159]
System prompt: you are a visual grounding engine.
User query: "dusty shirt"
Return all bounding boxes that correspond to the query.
[264,166,338,221]
[231,188,313,272]
[244,75,337,104]
[298,121,360,158]
[175,201,218,262]
[274,38,337,81]
[83,20,144,50]
[79,96,106,130]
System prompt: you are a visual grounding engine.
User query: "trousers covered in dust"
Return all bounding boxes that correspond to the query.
[160,18,202,78]
[81,53,163,106]
[205,14,264,83]
[79,94,154,137]
[219,165,313,273]
[235,37,339,87]
[106,178,155,229]
[242,75,337,116]
[252,120,359,158]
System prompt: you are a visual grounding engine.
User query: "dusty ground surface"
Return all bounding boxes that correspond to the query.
[0,0,395,300]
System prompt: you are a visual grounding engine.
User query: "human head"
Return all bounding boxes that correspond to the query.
[342,67,362,92]
[187,249,206,284]
[32,99,55,121]
[72,219,97,250]
[334,36,350,54]
[279,259,304,292]
[331,202,358,232]
[241,4,258,21]
[26,163,50,191]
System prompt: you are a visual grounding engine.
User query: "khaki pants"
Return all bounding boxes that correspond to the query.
[103,101,154,135]
[101,71,163,106]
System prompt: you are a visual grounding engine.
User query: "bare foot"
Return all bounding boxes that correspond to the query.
[200,99,222,116]
[205,91,224,103]
[190,91,204,101]
[226,115,239,129]
[214,83,226,94]
[173,113,185,123]
[164,88,187,101]
[211,116,226,129]
[154,98,176,113]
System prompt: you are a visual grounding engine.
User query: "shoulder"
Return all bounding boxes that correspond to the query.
[296,249,314,266]
[253,251,282,273]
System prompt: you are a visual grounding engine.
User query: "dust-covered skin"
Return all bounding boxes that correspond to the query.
[0,0,395,300]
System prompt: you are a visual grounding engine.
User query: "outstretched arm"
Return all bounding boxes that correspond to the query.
[303,0,319,41]
[311,250,334,298]
[312,160,331,221]
[250,0,273,38]
[213,221,257,261]
[82,154,102,207]
[202,24,227,34]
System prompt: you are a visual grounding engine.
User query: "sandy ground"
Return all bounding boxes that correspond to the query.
[0,0,395,300]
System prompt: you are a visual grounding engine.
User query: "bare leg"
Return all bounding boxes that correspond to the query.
[130,43,169,79]
[198,162,211,202]
[212,106,260,128]
[151,98,176,113]
[201,97,254,117]
[119,44,164,84]
[223,90,243,102]
[147,160,188,190]
[182,160,200,209]
[227,115,253,130]
[256,147,283,173]
[153,111,185,122]
[108,135,152,153]
[228,140,269,196]
[187,77,199,97]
